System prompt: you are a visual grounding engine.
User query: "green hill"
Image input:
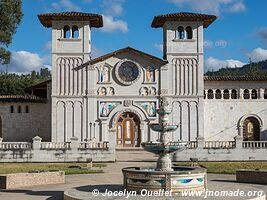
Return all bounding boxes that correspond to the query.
[205,60,267,77]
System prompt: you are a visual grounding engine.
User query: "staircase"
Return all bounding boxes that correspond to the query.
[115,148,157,162]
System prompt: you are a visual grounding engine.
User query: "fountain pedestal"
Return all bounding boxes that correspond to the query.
[122,97,207,193]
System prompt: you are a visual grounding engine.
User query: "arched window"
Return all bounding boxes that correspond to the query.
[63,25,70,38]
[215,89,222,99]
[178,26,185,39]
[243,89,250,99]
[251,89,258,99]
[207,89,214,99]
[10,106,14,113]
[186,26,193,39]
[264,89,267,99]
[72,25,79,38]
[223,89,230,99]
[18,105,21,113]
[25,106,29,113]
[231,89,237,99]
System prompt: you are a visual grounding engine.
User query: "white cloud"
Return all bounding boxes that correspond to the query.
[102,0,125,16]
[169,0,246,14]
[2,51,50,74]
[101,15,128,33]
[205,57,245,71]
[248,48,267,62]
[257,28,267,43]
[154,43,163,52]
[51,0,80,11]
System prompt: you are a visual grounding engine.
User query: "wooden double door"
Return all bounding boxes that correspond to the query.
[116,112,141,147]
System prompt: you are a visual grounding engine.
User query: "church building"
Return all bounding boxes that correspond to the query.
[0,11,267,150]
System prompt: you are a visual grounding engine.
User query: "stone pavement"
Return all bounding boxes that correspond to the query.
[0,162,266,200]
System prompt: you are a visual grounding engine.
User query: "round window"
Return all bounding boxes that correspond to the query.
[116,61,140,85]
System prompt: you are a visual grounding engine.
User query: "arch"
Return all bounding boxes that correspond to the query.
[178,26,185,39]
[207,89,214,99]
[116,112,141,147]
[243,89,250,99]
[72,25,79,38]
[186,26,193,39]
[215,89,222,99]
[0,116,2,138]
[251,89,258,99]
[18,105,21,113]
[10,105,14,113]
[223,89,230,99]
[63,25,70,38]
[238,114,263,141]
[109,106,146,130]
[264,89,267,99]
[25,105,29,113]
[231,89,237,99]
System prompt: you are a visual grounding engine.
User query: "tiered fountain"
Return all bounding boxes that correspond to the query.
[122,97,207,193]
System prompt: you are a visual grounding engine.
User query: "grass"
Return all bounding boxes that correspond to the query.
[0,163,106,175]
[174,162,267,174]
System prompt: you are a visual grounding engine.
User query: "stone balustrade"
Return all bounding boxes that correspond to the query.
[0,142,31,150]
[242,141,267,148]
[204,141,236,149]
[0,136,115,163]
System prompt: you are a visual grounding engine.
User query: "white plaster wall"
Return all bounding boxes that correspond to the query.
[204,100,267,141]
[0,103,51,142]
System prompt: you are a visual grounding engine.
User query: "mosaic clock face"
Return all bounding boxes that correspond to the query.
[116,61,140,85]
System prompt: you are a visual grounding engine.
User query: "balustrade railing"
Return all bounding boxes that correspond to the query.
[187,141,198,149]
[40,142,71,149]
[204,141,236,149]
[79,141,109,150]
[0,142,31,150]
[242,141,267,148]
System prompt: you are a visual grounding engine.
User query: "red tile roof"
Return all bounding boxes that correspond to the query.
[38,12,103,28]
[0,95,47,103]
[204,76,267,81]
[151,12,217,28]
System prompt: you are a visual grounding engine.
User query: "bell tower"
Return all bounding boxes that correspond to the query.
[152,12,217,141]
[38,12,103,142]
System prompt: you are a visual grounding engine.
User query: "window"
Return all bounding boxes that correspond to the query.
[186,26,193,39]
[18,105,21,113]
[223,89,230,99]
[10,106,14,113]
[243,89,250,99]
[72,25,79,38]
[251,89,258,99]
[264,89,267,99]
[178,26,185,39]
[231,89,237,99]
[215,89,222,99]
[63,25,70,38]
[204,90,206,99]
[26,106,29,113]
[207,89,214,99]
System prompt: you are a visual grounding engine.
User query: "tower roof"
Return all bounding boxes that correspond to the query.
[151,12,217,28]
[38,12,103,28]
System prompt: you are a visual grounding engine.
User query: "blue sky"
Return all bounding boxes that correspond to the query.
[3,0,267,73]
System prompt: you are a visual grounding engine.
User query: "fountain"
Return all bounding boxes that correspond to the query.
[122,97,207,194]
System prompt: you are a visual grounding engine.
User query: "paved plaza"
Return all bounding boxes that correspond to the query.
[0,162,266,200]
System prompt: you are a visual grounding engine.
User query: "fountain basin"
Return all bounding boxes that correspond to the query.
[122,166,207,194]
[141,141,187,154]
[150,124,179,132]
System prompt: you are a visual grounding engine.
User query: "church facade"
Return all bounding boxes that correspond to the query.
[0,11,267,150]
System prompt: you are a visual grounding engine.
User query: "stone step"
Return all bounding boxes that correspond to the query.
[115,149,157,162]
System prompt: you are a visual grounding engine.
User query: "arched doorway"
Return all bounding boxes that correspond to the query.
[116,112,141,147]
[243,117,260,141]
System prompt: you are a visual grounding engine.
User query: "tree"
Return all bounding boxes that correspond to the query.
[0,0,23,64]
